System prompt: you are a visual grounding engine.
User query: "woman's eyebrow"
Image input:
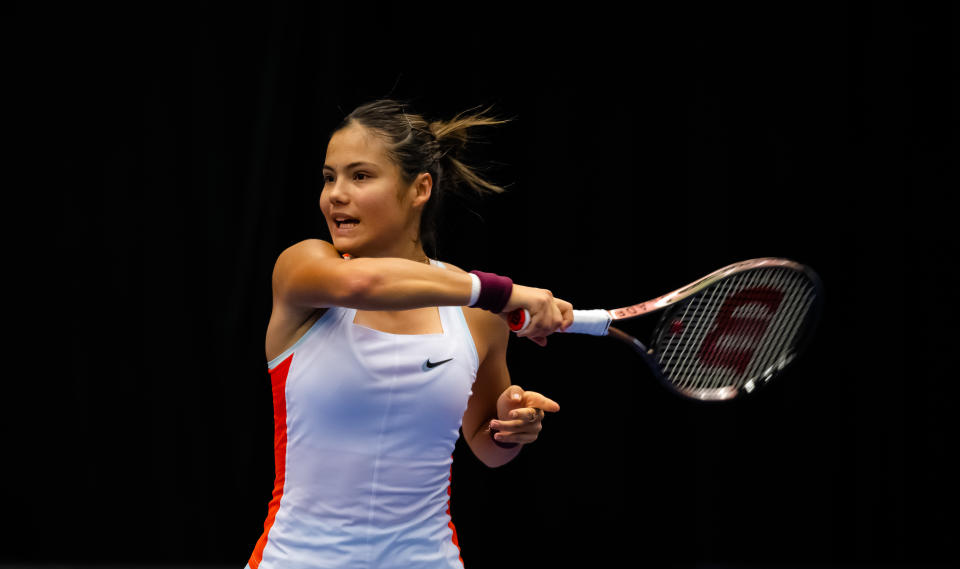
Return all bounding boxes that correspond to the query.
[323,161,377,171]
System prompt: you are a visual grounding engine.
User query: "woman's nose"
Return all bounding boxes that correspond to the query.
[324,178,349,204]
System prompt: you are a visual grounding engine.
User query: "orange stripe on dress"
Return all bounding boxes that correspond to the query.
[446,461,464,567]
[248,353,293,569]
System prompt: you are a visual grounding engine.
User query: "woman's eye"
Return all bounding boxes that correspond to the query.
[354,172,369,181]
[323,175,334,184]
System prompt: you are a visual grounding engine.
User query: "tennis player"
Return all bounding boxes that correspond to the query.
[244,99,573,569]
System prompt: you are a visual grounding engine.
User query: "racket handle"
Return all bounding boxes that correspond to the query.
[507,308,612,336]
[565,309,613,336]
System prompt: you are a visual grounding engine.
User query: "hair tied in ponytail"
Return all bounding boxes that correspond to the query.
[335,99,511,257]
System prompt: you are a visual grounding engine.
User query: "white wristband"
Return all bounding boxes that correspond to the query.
[467,273,481,306]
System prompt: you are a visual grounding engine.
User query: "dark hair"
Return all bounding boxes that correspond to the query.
[333,99,508,257]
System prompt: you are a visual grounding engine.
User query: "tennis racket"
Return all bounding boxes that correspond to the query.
[507,258,823,401]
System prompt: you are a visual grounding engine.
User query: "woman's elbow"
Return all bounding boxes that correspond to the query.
[335,265,381,307]
[279,260,379,309]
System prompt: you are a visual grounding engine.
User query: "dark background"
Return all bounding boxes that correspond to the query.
[9,1,956,568]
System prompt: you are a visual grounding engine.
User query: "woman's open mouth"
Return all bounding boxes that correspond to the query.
[332,214,360,230]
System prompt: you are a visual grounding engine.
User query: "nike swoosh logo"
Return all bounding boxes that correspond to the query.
[424,358,454,369]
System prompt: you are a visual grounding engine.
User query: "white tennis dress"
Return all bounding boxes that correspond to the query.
[245,261,480,569]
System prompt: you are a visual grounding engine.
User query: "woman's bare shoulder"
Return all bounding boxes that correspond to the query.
[270,239,347,308]
[274,239,338,272]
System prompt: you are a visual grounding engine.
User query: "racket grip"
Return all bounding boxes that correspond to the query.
[565,309,613,336]
[507,308,531,332]
[507,308,612,336]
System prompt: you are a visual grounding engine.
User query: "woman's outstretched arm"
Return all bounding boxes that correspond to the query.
[274,239,473,310]
[274,238,570,342]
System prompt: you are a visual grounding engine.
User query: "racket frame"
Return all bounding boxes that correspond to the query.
[606,258,812,322]
[599,258,824,401]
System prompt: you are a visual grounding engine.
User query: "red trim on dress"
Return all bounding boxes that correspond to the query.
[248,354,293,569]
[447,461,464,567]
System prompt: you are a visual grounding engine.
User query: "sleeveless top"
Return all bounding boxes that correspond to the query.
[246,260,480,569]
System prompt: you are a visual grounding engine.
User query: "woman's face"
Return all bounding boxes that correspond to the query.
[320,123,428,258]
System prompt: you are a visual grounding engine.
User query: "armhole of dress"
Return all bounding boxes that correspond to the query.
[454,305,481,373]
[267,307,338,371]
[430,258,480,372]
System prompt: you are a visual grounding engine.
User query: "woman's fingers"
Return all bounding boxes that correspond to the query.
[557,298,574,332]
[517,298,556,340]
[527,336,547,347]
[513,291,573,346]
[491,387,558,445]
[490,410,543,433]
[489,404,555,442]
[490,420,542,444]
[491,430,540,445]
[490,414,542,431]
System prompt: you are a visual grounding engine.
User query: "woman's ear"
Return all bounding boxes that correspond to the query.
[411,172,433,208]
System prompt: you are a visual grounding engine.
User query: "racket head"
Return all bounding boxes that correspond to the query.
[642,260,823,401]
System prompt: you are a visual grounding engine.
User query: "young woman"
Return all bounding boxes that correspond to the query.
[245,100,573,569]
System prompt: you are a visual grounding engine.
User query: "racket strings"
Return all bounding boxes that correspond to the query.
[707,267,814,392]
[669,273,748,395]
[669,276,737,394]
[703,268,788,392]
[698,269,772,393]
[654,267,817,398]
[699,268,803,391]
[742,271,817,384]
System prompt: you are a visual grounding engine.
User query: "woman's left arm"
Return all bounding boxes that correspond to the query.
[461,311,560,468]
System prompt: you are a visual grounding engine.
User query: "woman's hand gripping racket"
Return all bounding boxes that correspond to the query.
[507,258,823,401]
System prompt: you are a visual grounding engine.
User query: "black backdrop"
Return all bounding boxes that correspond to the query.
[10,1,956,568]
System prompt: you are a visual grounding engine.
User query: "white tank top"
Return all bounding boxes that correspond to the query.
[246,261,480,569]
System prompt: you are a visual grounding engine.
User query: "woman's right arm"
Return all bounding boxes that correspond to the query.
[273,239,473,310]
[273,239,569,340]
